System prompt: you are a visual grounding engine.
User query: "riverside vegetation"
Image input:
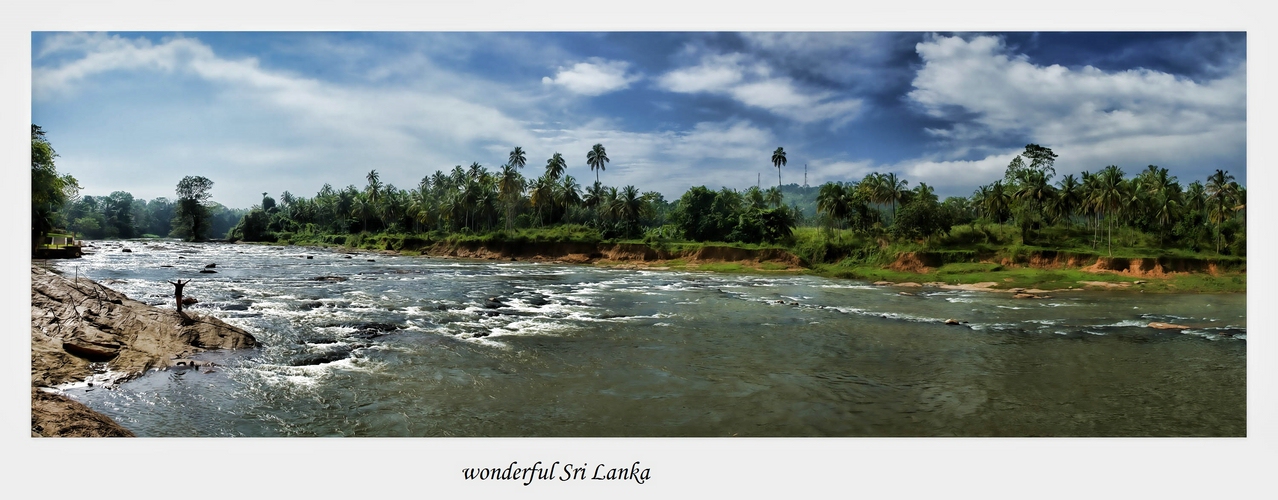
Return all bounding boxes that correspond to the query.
[33,126,1244,292]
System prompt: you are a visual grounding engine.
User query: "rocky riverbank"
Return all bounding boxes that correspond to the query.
[30,264,257,436]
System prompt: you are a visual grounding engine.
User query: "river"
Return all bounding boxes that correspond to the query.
[48,240,1246,436]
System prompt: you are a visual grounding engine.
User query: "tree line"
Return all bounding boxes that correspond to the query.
[226,143,1247,256]
[32,123,241,245]
[32,124,1245,258]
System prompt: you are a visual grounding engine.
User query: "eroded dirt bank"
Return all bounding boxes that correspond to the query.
[31,264,257,437]
[889,251,1243,278]
[432,241,803,268]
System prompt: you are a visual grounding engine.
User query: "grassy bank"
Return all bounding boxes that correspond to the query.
[244,225,1245,293]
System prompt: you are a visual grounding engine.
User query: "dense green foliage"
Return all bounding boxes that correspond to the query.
[226,143,1245,265]
[173,176,216,241]
[31,125,80,250]
[35,123,1245,274]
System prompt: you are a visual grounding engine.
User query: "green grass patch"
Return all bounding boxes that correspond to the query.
[695,262,748,273]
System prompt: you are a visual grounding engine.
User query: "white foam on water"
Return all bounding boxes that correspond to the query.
[817,284,876,290]
[1105,320,1149,328]
[53,367,135,391]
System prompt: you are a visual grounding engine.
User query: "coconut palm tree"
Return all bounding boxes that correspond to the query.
[558,175,582,217]
[587,143,609,184]
[529,175,555,226]
[882,172,908,222]
[545,153,567,181]
[1095,165,1127,255]
[913,182,937,204]
[508,147,527,171]
[744,186,767,209]
[816,182,849,239]
[498,164,525,232]
[978,181,1012,225]
[765,186,783,208]
[364,170,383,230]
[771,147,787,193]
[1206,169,1237,253]
[613,185,649,236]
[1050,174,1081,225]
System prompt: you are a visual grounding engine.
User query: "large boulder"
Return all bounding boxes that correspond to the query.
[31,388,134,437]
[31,265,257,387]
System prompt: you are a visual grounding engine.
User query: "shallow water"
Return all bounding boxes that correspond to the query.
[49,240,1246,436]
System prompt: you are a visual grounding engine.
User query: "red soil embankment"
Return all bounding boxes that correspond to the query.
[431,240,801,267]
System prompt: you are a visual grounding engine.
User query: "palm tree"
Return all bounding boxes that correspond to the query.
[1206,169,1237,253]
[882,172,908,222]
[976,181,1012,225]
[529,175,555,226]
[765,186,783,208]
[364,170,383,225]
[1012,169,1055,243]
[587,143,609,184]
[771,147,787,192]
[816,182,849,239]
[545,153,567,181]
[613,185,649,236]
[558,175,582,217]
[1050,174,1081,225]
[744,186,767,209]
[508,147,527,171]
[913,182,937,204]
[498,165,525,232]
[1095,165,1127,255]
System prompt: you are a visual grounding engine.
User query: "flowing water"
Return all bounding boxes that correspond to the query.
[48,240,1246,436]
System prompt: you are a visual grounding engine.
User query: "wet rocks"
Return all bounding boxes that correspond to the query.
[31,388,134,437]
[31,265,257,436]
[61,340,124,362]
[31,265,256,388]
[483,297,507,309]
[205,263,217,268]
[199,269,217,274]
[290,348,354,367]
[311,276,348,282]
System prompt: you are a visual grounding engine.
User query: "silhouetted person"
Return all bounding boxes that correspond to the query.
[168,279,191,313]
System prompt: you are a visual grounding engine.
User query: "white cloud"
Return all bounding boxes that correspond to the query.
[656,51,863,125]
[32,33,546,208]
[806,159,878,186]
[542,58,640,96]
[504,118,777,196]
[907,34,1246,184]
[656,53,745,93]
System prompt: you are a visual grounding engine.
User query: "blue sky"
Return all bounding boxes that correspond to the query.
[31,31,1246,210]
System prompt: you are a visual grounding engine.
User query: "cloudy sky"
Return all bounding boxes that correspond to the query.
[31,31,1246,209]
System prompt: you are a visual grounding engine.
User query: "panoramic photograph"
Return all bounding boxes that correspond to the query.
[30,31,1246,438]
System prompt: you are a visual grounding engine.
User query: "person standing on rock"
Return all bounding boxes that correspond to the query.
[168,279,191,313]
